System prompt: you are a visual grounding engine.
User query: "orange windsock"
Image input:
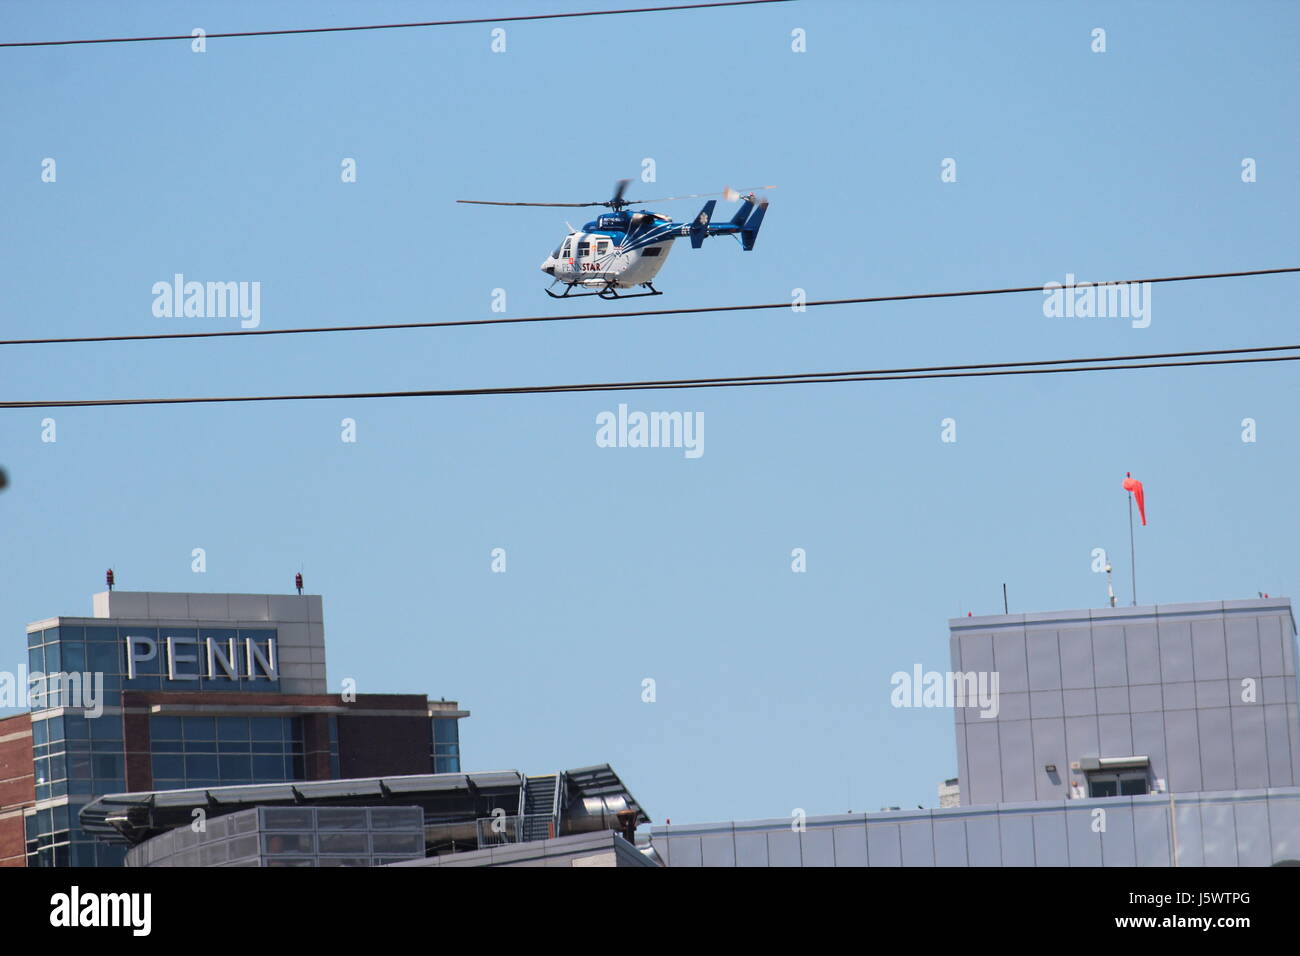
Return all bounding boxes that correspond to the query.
[1123,473,1146,525]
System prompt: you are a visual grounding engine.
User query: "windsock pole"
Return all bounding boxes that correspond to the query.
[1128,495,1137,606]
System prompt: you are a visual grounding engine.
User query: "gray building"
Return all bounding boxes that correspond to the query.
[649,789,1300,867]
[652,597,1300,866]
[950,598,1298,803]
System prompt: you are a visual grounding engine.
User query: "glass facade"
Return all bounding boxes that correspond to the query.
[32,711,125,802]
[23,623,286,867]
[26,624,135,867]
[28,625,281,700]
[431,717,461,773]
[149,716,308,789]
[25,798,127,868]
[19,615,463,867]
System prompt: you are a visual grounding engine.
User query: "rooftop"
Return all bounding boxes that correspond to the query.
[80,764,649,846]
[950,596,1295,633]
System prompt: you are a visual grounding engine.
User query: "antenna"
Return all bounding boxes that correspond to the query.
[1105,561,1116,607]
[1002,583,1008,614]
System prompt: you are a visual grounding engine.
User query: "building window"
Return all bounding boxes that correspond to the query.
[328,717,340,779]
[1087,769,1149,798]
[150,715,305,788]
[430,718,460,774]
[24,804,73,868]
[35,710,124,802]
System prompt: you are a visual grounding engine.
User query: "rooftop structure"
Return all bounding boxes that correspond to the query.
[81,764,649,864]
[3,590,467,867]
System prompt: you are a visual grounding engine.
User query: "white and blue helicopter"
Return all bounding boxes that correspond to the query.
[457,179,772,299]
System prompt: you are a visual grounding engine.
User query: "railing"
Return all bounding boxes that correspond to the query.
[549,776,563,841]
[475,813,556,849]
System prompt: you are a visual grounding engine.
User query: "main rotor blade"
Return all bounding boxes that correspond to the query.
[456,199,602,207]
[611,178,631,204]
[628,185,778,204]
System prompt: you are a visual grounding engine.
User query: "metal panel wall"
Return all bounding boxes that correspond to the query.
[650,789,1300,867]
[949,600,1298,803]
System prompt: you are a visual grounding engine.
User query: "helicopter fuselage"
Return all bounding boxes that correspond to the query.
[541,210,680,290]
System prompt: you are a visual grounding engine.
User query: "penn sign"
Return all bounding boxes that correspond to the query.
[125,634,278,682]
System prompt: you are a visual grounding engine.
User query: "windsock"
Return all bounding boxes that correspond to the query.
[1123,473,1146,525]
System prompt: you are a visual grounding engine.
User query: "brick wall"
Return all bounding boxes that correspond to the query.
[338,715,429,778]
[0,713,34,868]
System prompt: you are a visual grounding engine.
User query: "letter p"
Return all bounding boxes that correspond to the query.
[126,635,158,679]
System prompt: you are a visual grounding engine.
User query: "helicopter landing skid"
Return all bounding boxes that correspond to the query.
[545,285,607,299]
[546,281,662,300]
[597,283,661,300]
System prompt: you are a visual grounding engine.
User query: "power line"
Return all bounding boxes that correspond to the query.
[0,1,791,48]
[530,342,1300,387]
[3,266,1295,348]
[3,346,1297,410]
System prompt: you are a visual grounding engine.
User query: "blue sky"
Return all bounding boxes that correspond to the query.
[2,0,1298,823]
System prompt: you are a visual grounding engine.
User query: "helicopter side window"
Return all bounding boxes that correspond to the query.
[596,240,610,255]
[577,241,590,256]
[560,238,571,258]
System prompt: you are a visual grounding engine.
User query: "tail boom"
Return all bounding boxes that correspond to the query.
[681,194,769,250]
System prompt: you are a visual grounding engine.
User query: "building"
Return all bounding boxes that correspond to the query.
[0,590,467,867]
[59,592,1299,867]
[77,765,651,866]
[651,597,1300,866]
[949,597,1298,803]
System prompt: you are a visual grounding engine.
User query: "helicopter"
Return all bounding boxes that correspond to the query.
[457,179,772,299]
